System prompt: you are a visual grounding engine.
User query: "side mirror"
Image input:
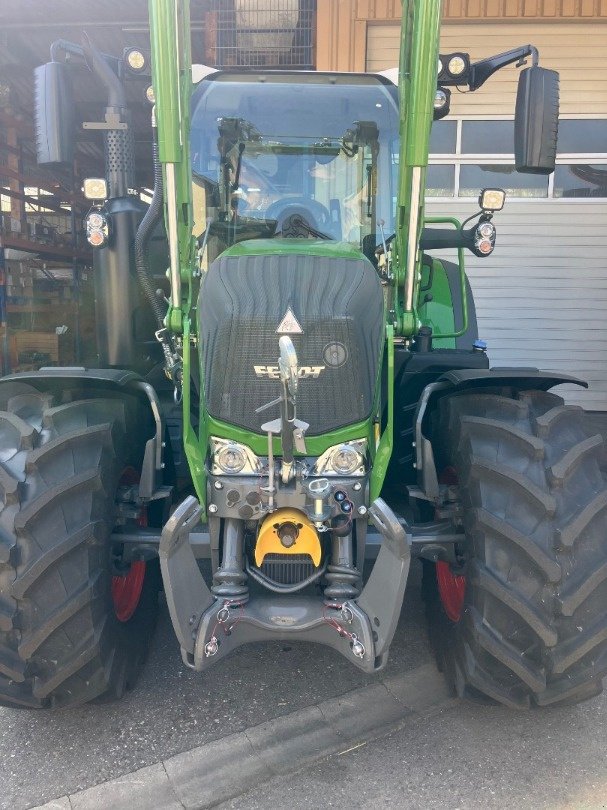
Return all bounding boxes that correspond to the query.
[34,62,74,164]
[514,65,559,175]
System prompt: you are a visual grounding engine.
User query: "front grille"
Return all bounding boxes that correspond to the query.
[198,251,385,435]
[260,553,314,585]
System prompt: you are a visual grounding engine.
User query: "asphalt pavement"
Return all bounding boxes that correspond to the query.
[1,562,430,810]
[221,687,607,810]
[5,406,607,810]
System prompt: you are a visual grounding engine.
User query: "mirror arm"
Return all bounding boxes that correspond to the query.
[49,38,122,76]
[469,45,538,91]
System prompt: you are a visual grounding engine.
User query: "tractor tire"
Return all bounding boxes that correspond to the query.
[0,383,159,709]
[424,388,607,708]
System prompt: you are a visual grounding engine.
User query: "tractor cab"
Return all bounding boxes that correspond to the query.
[190,71,399,265]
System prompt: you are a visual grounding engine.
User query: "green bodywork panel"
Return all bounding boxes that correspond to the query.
[148,0,446,511]
[222,239,367,261]
[418,258,456,350]
[200,238,393,509]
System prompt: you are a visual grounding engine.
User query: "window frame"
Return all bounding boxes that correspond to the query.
[427,114,607,202]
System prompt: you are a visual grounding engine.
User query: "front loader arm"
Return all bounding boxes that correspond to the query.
[148,0,195,336]
[149,0,207,508]
[394,0,442,338]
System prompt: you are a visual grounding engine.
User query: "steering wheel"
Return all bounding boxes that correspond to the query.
[266,196,332,232]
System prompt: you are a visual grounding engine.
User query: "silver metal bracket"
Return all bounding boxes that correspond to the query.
[159,497,214,659]
[131,380,166,501]
[357,498,410,664]
[293,418,309,453]
[412,380,450,502]
[83,111,128,131]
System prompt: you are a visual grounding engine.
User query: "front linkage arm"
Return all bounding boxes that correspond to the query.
[160,497,410,673]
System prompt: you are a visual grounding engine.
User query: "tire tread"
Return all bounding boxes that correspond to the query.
[427,388,607,708]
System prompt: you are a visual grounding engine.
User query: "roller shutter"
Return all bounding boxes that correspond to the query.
[366,22,607,409]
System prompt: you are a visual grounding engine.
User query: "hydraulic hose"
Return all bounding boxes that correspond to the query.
[134,126,165,328]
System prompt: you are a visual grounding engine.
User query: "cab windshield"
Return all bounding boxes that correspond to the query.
[190,72,399,264]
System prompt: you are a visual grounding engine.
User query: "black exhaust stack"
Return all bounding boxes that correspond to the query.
[34,37,150,371]
[79,35,145,369]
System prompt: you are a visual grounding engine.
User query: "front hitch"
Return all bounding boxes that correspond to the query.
[159,497,410,673]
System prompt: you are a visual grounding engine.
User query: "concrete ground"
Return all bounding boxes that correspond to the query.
[222,690,607,810]
[5,560,607,810]
[0,564,429,810]
[3,412,607,810]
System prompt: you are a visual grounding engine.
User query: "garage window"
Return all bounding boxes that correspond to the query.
[427,118,607,199]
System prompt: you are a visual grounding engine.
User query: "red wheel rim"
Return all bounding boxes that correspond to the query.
[436,561,466,623]
[111,467,147,622]
[112,560,146,622]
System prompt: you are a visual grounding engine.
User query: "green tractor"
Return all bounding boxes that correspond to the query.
[1,0,606,711]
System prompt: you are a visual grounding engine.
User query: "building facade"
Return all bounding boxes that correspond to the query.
[316,1,607,410]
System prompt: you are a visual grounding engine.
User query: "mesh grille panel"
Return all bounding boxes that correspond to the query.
[198,250,384,435]
[260,553,314,585]
[213,0,316,70]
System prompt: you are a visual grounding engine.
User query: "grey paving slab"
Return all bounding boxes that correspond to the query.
[69,763,180,810]
[245,704,341,774]
[318,682,410,741]
[220,689,607,810]
[163,730,264,809]
[31,652,449,810]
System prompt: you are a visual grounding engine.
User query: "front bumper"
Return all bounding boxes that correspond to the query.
[159,497,410,674]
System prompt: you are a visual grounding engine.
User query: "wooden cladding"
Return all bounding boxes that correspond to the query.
[316,0,607,71]
[354,0,607,18]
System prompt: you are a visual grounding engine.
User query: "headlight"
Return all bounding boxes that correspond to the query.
[85,209,109,248]
[434,89,448,110]
[83,177,108,201]
[314,440,366,476]
[447,54,467,77]
[125,48,147,73]
[479,187,506,212]
[331,446,361,474]
[87,211,106,230]
[210,437,260,475]
[477,221,495,239]
[216,445,246,473]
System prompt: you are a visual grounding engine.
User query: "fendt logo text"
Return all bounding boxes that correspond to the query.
[254,365,325,379]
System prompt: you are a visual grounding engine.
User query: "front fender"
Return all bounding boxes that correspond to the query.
[436,367,587,392]
[0,367,165,500]
[413,367,587,501]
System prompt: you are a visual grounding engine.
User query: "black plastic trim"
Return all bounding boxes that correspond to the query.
[0,367,143,388]
[438,368,587,390]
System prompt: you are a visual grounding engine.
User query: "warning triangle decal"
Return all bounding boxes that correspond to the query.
[276,306,303,334]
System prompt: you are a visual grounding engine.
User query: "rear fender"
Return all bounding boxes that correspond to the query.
[412,368,587,502]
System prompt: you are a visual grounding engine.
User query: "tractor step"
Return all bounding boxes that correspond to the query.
[159,497,410,674]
